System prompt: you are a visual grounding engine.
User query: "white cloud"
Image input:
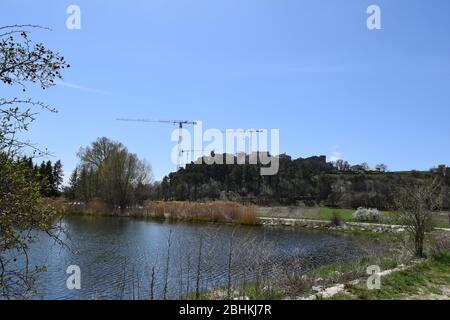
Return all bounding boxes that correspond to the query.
[55,80,114,96]
[328,152,342,162]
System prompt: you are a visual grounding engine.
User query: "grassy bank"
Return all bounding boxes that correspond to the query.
[197,244,407,300]
[257,206,450,228]
[200,250,450,300]
[332,251,450,300]
[198,229,450,300]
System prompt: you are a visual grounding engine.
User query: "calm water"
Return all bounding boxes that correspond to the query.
[24,216,383,300]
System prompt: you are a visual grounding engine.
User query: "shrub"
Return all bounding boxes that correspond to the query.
[429,231,450,257]
[330,211,343,226]
[279,273,314,298]
[41,197,67,214]
[352,207,382,222]
[86,198,110,214]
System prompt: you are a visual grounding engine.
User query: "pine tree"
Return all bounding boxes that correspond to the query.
[52,160,63,196]
[44,161,54,196]
[64,168,78,201]
[38,161,49,196]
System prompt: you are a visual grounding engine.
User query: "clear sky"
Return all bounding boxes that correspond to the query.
[1,0,449,181]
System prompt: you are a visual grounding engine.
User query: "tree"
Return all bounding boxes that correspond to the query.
[393,178,442,257]
[98,149,152,210]
[64,168,78,201]
[74,137,152,210]
[333,159,350,172]
[52,160,63,196]
[45,160,54,196]
[0,24,69,298]
[77,136,125,169]
[0,156,62,298]
[37,160,50,196]
[375,163,388,173]
[77,166,91,202]
[1,25,69,158]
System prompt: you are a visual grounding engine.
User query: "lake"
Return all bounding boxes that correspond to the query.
[25,215,384,299]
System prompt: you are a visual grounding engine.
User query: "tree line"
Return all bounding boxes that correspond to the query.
[153,153,450,210]
[15,156,64,197]
[58,140,450,211]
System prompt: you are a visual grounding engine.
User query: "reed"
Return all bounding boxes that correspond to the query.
[143,201,259,225]
[62,199,259,225]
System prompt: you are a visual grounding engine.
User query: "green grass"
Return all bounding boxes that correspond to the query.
[309,207,354,221]
[428,211,450,228]
[432,219,450,229]
[307,252,402,282]
[242,283,283,300]
[312,263,346,278]
[334,252,450,300]
[192,282,283,300]
[258,205,450,229]
[304,207,397,225]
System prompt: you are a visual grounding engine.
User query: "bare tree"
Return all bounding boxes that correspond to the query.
[393,178,442,257]
[77,137,125,169]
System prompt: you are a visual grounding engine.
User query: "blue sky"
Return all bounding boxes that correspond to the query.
[1,0,449,181]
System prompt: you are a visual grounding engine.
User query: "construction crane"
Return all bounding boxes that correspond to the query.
[245,129,264,153]
[226,129,264,154]
[181,149,204,165]
[218,129,265,155]
[116,118,197,170]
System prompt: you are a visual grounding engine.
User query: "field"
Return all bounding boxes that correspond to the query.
[257,206,450,228]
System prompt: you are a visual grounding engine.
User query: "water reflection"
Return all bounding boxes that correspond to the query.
[26,216,384,299]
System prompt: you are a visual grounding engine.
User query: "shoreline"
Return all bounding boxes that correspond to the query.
[199,248,450,300]
[64,211,450,235]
